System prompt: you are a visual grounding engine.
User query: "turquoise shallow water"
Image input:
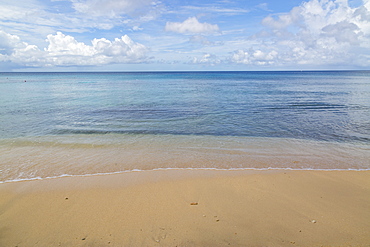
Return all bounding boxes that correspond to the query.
[1,71,369,182]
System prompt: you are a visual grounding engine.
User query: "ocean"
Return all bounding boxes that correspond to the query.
[1,71,369,182]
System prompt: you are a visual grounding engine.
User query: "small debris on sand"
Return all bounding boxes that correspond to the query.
[190,202,198,205]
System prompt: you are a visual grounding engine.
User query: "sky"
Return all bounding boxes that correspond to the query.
[0,0,369,71]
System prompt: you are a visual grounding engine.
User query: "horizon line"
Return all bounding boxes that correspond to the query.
[2,69,370,73]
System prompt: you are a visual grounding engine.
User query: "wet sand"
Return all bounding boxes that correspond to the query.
[2,135,370,183]
[1,169,369,246]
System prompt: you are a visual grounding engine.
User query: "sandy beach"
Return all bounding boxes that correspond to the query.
[1,169,369,246]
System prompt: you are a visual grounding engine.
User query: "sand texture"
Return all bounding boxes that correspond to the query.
[1,169,369,246]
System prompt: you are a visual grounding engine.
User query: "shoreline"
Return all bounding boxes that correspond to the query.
[1,166,370,184]
[1,169,369,246]
[2,135,370,182]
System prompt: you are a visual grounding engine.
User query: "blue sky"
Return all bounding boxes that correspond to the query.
[0,0,369,71]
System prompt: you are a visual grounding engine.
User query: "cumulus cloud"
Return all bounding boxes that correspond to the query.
[231,49,278,66]
[321,20,361,44]
[233,0,370,68]
[46,32,95,56]
[0,31,148,67]
[191,53,221,65]
[0,31,24,56]
[165,17,219,34]
[0,30,43,66]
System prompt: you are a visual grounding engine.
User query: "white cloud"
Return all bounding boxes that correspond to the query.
[261,11,297,30]
[0,31,148,67]
[165,17,219,34]
[189,35,213,45]
[45,32,149,65]
[0,0,162,51]
[0,30,42,66]
[231,49,278,66]
[0,1,120,49]
[322,20,361,44]
[181,5,250,15]
[255,3,271,12]
[0,1,64,37]
[2,0,370,70]
[71,0,153,17]
[0,31,24,55]
[132,26,144,31]
[46,32,94,56]
[191,53,221,65]
[232,0,370,68]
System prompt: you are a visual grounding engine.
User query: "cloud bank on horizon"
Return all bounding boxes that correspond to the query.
[0,0,369,71]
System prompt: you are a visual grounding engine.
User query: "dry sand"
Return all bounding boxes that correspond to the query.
[0,169,369,246]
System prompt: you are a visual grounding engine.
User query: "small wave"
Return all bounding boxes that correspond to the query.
[267,102,348,111]
[1,167,369,184]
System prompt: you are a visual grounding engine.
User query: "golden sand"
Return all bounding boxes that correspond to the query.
[1,169,369,246]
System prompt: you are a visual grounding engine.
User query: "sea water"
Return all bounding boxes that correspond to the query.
[1,71,369,182]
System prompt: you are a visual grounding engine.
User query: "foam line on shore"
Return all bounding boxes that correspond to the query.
[2,166,370,184]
